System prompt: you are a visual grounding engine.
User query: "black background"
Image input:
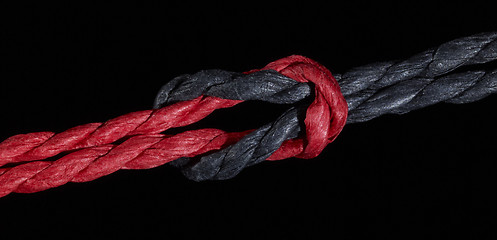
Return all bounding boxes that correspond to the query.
[1,1,496,239]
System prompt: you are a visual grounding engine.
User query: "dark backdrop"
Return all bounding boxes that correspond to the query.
[1,2,496,239]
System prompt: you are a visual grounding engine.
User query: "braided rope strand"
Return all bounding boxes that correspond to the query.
[0,96,241,167]
[338,31,497,123]
[0,129,249,197]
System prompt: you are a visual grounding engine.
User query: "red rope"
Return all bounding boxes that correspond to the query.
[0,96,242,167]
[0,55,348,197]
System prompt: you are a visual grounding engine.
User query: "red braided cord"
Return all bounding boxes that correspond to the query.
[0,129,250,197]
[0,55,348,198]
[0,96,242,167]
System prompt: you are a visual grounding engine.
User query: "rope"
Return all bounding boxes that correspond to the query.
[0,97,241,166]
[338,31,497,123]
[0,31,496,198]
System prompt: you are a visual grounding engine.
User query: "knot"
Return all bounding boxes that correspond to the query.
[155,55,348,181]
[262,55,348,159]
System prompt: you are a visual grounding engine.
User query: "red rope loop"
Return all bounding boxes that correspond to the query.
[263,55,348,160]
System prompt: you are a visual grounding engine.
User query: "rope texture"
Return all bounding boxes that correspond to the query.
[338,31,497,123]
[0,32,496,197]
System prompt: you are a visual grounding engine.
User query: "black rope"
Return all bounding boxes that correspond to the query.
[171,107,303,181]
[154,69,311,108]
[154,31,497,181]
[336,31,497,123]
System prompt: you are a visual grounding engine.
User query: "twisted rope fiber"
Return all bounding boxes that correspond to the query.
[0,32,496,198]
[338,31,497,123]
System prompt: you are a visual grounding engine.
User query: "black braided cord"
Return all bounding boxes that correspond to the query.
[154,31,497,181]
[337,31,497,123]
